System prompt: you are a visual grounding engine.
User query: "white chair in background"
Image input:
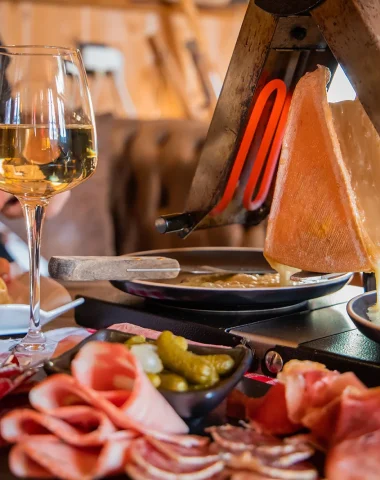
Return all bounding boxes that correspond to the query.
[78,43,137,118]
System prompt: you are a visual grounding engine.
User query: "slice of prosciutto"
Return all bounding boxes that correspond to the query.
[8,433,133,480]
[30,341,188,435]
[326,429,380,480]
[237,359,366,444]
[0,406,117,446]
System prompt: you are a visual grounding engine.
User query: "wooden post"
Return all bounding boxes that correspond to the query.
[312,0,380,135]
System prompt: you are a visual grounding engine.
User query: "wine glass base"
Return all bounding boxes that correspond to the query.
[15,337,57,364]
[15,340,56,353]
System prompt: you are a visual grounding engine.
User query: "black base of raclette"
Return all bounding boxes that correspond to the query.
[74,284,380,387]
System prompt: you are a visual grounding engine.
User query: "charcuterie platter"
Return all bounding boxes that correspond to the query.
[1,323,378,480]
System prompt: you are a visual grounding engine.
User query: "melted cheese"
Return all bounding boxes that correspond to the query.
[265,259,300,286]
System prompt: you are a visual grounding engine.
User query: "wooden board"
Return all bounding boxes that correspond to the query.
[1,0,240,10]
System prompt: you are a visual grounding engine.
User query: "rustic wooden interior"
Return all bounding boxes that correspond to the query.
[0,0,273,260]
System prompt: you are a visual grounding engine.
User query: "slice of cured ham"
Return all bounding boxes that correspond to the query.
[229,359,367,448]
[328,386,380,445]
[264,65,380,273]
[326,430,380,480]
[30,342,188,435]
[0,406,117,446]
[8,434,133,480]
[108,323,228,348]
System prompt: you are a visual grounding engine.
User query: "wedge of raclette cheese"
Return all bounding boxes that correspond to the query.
[264,65,380,274]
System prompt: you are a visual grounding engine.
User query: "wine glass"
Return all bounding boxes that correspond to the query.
[0,46,97,356]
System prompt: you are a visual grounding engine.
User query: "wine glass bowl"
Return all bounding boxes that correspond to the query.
[0,46,97,355]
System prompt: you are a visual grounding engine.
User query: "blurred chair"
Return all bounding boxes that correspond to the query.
[78,43,137,118]
[110,118,266,254]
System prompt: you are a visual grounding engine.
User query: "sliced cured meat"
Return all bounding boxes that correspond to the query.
[147,430,209,447]
[277,360,365,426]
[0,406,116,446]
[230,473,276,480]
[329,387,380,445]
[8,434,133,480]
[71,341,188,434]
[326,429,380,480]
[9,442,54,479]
[126,463,164,480]
[146,436,219,465]
[238,384,302,435]
[226,389,257,420]
[29,374,93,411]
[30,342,188,435]
[108,324,162,339]
[129,437,224,480]
[277,362,336,424]
[0,368,37,402]
[227,452,318,480]
[52,334,90,358]
[207,425,286,452]
[108,323,228,348]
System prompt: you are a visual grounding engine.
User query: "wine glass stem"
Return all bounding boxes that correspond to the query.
[20,199,47,343]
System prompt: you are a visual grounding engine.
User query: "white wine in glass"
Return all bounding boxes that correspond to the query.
[0,46,97,355]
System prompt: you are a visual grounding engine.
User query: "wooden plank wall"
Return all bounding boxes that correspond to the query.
[0,1,246,119]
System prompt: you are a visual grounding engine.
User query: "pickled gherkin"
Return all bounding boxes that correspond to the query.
[125,335,146,347]
[159,373,188,391]
[201,354,235,375]
[156,331,219,385]
[174,336,188,351]
[147,373,161,387]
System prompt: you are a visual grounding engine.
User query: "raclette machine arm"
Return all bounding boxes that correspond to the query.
[155,0,380,239]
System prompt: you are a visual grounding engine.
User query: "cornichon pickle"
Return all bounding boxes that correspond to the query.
[175,336,188,351]
[159,373,188,392]
[156,331,219,385]
[147,373,161,388]
[125,335,146,346]
[201,354,235,375]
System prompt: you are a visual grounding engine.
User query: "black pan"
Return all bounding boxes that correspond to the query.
[112,248,352,308]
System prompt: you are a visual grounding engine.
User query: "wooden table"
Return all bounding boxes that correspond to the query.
[43,280,136,331]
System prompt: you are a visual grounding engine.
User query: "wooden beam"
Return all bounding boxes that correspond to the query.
[0,0,246,12]
[312,0,380,135]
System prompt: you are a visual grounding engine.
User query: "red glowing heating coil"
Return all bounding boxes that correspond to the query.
[211,79,291,215]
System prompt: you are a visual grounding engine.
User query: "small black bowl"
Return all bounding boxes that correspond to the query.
[347,291,380,343]
[44,329,253,419]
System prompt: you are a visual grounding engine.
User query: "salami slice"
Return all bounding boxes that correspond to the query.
[146,437,219,465]
[147,430,209,447]
[207,425,286,452]
[129,437,224,480]
[1,406,117,446]
[227,452,318,480]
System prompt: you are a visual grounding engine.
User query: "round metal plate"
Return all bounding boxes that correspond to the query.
[112,248,353,308]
